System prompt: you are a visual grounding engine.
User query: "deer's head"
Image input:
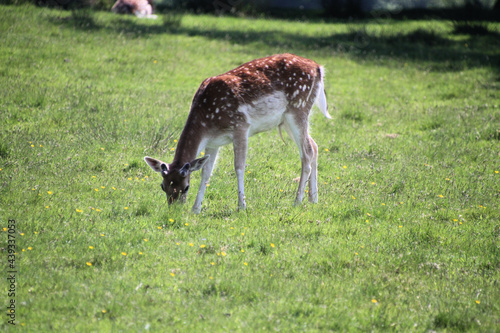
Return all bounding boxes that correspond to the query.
[144,156,210,205]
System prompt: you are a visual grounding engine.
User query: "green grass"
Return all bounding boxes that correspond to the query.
[1,5,499,331]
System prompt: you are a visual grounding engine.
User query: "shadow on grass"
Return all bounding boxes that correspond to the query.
[50,11,500,75]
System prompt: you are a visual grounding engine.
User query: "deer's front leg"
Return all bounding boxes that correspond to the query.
[192,147,219,214]
[233,129,249,211]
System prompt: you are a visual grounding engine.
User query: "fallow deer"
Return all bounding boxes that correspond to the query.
[145,53,330,214]
[111,0,157,18]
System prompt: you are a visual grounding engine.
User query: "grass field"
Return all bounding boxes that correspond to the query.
[1,4,499,331]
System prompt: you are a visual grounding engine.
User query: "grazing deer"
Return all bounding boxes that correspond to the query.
[111,0,157,19]
[145,53,330,214]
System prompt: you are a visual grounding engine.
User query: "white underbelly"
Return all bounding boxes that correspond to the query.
[240,91,287,136]
[203,92,288,151]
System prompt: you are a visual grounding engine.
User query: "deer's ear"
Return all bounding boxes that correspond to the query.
[179,163,190,177]
[144,156,169,173]
[189,155,210,172]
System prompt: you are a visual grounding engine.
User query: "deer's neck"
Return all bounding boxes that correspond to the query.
[172,113,207,167]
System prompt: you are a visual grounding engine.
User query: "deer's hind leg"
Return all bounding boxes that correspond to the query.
[282,112,317,205]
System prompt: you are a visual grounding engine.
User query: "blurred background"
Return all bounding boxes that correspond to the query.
[5,0,500,21]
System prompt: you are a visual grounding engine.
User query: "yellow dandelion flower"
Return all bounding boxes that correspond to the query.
[270,243,275,248]
[351,196,356,200]
[355,252,358,255]
[399,225,402,228]
[144,239,148,242]
[209,276,213,279]
[157,226,162,229]
[366,213,371,216]
[102,309,106,313]
[46,206,49,209]
[185,223,189,226]
[382,203,386,206]
[100,233,105,236]
[495,171,499,174]
[170,272,175,277]
[438,195,444,198]
[244,262,248,266]
[445,178,450,180]
[174,139,177,142]
[128,178,132,180]
[153,60,157,64]
[2,228,7,231]
[76,209,83,213]
[22,249,25,252]
[343,166,347,169]
[101,148,104,151]
[121,252,127,256]
[95,188,99,192]
[176,242,180,245]
[170,148,175,151]
[189,243,194,247]
[241,249,245,253]
[241,233,245,236]
[139,252,143,255]
[112,187,116,190]
[453,219,458,222]
[89,246,94,249]
[221,251,226,256]
[324,148,329,152]
[28,247,32,250]
[372,299,378,303]
[101,186,105,189]
[34,231,38,234]
[211,262,215,265]
[47,191,53,195]
[86,262,92,266]
[371,182,375,185]
[475,300,480,304]
[96,209,101,212]
[336,177,340,179]
[31,144,34,147]
[200,151,204,155]
[169,219,174,222]
[124,207,128,210]
[200,244,206,248]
